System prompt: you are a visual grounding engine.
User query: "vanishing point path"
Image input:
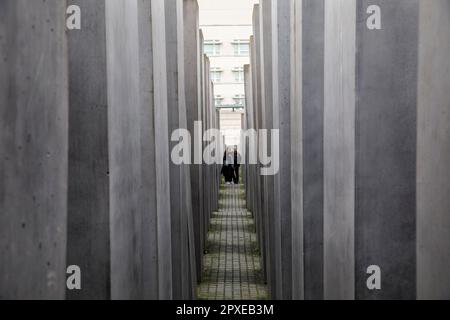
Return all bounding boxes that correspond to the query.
[197,184,268,300]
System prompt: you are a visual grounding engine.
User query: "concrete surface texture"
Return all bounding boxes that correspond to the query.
[202,55,212,253]
[251,6,267,285]
[136,0,168,300]
[0,0,69,299]
[290,0,304,301]
[105,0,145,300]
[271,0,293,300]
[65,0,208,300]
[354,0,419,300]
[1,0,450,301]
[417,0,450,300]
[150,0,174,300]
[67,0,172,300]
[301,0,324,301]
[166,0,188,299]
[259,0,280,300]
[184,0,205,283]
[243,64,254,210]
[0,0,215,301]
[323,0,356,300]
[67,0,111,300]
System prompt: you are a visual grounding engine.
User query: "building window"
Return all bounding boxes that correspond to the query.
[215,95,224,107]
[233,67,245,83]
[210,68,222,83]
[233,94,246,107]
[204,40,221,56]
[232,40,250,56]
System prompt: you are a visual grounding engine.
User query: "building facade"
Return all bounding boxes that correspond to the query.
[199,0,258,146]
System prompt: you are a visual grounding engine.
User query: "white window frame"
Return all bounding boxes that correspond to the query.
[204,40,222,56]
[210,67,223,83]
[232,67,245,83]
[232,40,250,56]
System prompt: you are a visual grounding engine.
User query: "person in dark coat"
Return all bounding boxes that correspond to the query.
[233,147,241,185]
[221,150,235,185]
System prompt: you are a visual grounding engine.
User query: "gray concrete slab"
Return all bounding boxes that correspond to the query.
[0,0,68,299]
[323,0,356,300]
[165,0,197,299]
[68,0,175,300]
[67,0,111,300]
[322,0,423,300]
[179,0,197,298]
[355,0,419,300]
[228,0,450,301]
[244,63,255,214]
[260,0,280,299]
[251,7,267,283]
[166,0,187,299]
[105,0,144,300]
[272,0,292,300]
[67,0,173,301]
[137,0,159,300]
[202,55,211,250]
[290,0,304,301]
[244,64,252,208]
[184,0,204,283]
[150,0,174,300]
[137,0,174,300]
[199,32,208,253]
[417,0,450,300]
[300,0,325,301]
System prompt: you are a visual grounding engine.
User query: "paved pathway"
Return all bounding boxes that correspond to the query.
[197,184,268,300]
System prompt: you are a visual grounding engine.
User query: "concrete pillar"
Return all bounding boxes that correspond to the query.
[202,56,212,245]
[205,74,215,227]
[417,0,450,300]
[250,0,450,300]
[184,0,204,283]
[137,0,159,300]
[354,0,419,300]
[260,0,280,299]
[300,0,325,300]
[290,0,304,301]
[199,31,209,253]
[210,81,218,214]
[251,4,267,284]
[66,0,111,300]
[272,0,293,300]
[243,64,254,214]
[138,0,175,300]
[165,0,197,299]
[323,0,432,300]
[323,0,356,300]
[0,0,68,299]
[150,0,174,300]
[68,0,174,301]
[68,0,173,301]
[105,0,146,300]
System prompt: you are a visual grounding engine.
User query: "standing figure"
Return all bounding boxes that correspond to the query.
[233,146,241,184]
[221,149,235,185]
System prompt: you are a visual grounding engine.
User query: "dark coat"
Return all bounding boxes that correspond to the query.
[221,164,235,183]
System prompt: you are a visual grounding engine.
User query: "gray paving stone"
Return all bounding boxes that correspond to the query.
[197,184,268,300]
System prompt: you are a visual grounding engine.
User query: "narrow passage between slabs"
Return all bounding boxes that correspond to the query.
[198,184,268,300]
